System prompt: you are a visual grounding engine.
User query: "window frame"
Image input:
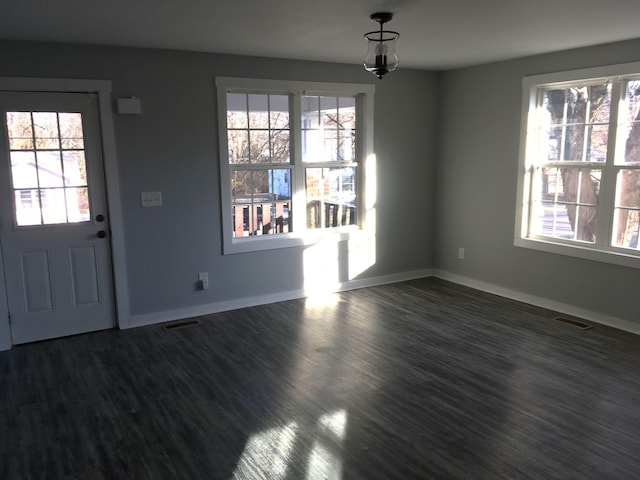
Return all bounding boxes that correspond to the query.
[216,77,375,255]
[515,62,640,269]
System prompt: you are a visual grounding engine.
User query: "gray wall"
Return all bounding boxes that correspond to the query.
[435,38,640,324]
[0,41,437,317]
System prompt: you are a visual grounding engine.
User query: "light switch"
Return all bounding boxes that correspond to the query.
[141,191,163,207]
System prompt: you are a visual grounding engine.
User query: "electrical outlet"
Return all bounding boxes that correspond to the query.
[458,247,465,260]
[197,272,209,290]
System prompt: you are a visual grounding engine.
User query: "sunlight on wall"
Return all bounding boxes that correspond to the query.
[303,238,342,295]
[349,154,376,280]
[305,292,341,308]
[233,410,348,480]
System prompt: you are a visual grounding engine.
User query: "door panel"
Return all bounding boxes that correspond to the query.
[69,245,100,306]
[20,249,54,314]
[0,92,115,344]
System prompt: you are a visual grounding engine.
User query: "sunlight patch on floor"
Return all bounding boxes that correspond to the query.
[232,422,298,479]
[233,410,347,480]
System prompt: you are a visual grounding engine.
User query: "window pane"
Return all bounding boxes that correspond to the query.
[227,93,248,128]
[10,151,38,188]
[37,151,64,187]
[302,128,322,163]
[62,151,87,187]
[228,130,250,164]
[58,113,84,149]
[231,170,252,197]
[271,129,290,163]
[616,169,640,209]
[32,112,60,149]
[14,190,41,226]
[41,188,67,224]
[586,124,608,162]
[248,94,269,128]
[65,187,90,222]
[612,209,639,249]
[269,95,289,129]
[323,128,338,161]
[612,169,640,248]
[338,98,356,161]
[249,130,271,163]
[302,96,320,127]
[305,167,357,229]
[6,112,33,150]
[621,80,640,164]
[320,97,338,127]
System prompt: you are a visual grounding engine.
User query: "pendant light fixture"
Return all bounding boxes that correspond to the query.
[363,12,399,79]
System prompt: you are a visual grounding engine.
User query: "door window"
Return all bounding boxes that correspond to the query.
[6,111,89,226]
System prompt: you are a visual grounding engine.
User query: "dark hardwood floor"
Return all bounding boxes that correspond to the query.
[2,277,640,479]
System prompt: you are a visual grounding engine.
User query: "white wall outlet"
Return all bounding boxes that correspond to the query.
[458,247,465,260]
[197,272,209,290]
[141,191,163,207]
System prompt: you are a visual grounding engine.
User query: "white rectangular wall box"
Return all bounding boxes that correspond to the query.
[141,191,163,207]
[117,97,142,115]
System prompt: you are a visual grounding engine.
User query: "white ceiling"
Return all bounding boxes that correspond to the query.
[2,0,640,70]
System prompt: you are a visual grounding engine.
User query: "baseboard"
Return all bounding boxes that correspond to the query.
[433,269,640,336]
[127,268,434,329]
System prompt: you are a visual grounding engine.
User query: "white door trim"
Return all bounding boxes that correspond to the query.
[0,77,130,350]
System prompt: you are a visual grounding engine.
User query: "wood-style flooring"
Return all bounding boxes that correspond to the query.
[2,277,640,479]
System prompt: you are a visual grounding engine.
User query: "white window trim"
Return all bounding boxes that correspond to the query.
[216,77,375,255]
[515,61,640,269]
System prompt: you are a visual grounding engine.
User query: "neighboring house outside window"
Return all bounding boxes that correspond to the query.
[516,62,640,268]
[216,78,374,254]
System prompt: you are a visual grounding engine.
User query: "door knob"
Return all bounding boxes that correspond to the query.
[96,214,105,222]
[97,230,107,239]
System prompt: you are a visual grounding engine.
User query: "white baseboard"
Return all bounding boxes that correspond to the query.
[127,268,434,329]
[433,269,640,336]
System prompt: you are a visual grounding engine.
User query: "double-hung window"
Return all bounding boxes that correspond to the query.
[216,78,374,254]
[516,63,640,268]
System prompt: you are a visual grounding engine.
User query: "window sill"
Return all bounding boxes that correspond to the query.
[514,236,640,269]
[224,226,363,255]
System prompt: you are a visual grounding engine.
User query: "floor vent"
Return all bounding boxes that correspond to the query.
[552,316,593,330]
[163,319,202,331]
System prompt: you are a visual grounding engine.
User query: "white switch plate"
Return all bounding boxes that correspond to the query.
[141,191,163,207]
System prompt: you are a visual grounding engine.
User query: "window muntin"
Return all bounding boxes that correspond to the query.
[518,65,640,266]
[217,78,373,254]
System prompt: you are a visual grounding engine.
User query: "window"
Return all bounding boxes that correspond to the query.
[216,78,374,254]
[516,63,640,268]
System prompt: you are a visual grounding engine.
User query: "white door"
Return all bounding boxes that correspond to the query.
[0,92,115,344]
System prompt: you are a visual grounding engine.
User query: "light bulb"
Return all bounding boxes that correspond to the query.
[375,42,388,68]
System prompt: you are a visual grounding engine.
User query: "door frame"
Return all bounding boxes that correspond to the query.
[0,77,130,350]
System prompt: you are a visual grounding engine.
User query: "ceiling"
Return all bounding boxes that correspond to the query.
[2,0,640,71]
